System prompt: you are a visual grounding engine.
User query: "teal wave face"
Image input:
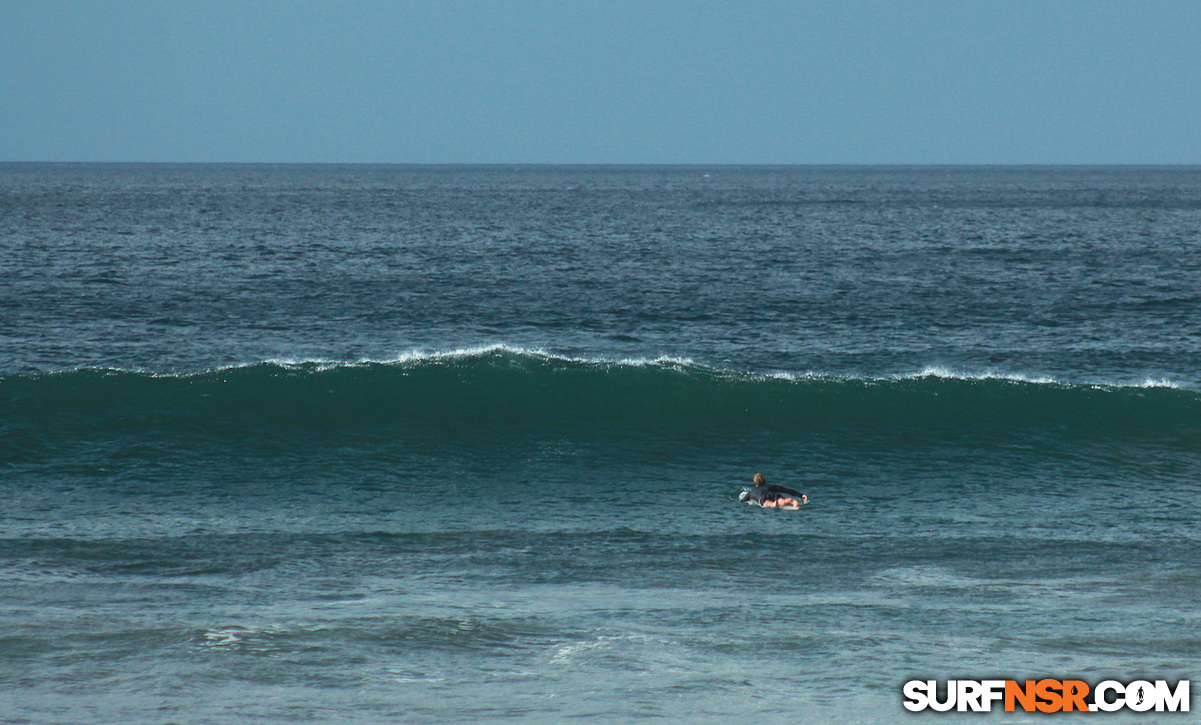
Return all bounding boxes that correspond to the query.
[3,349,1198,468]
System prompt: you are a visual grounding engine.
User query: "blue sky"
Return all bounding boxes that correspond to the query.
[2,0,1198,163]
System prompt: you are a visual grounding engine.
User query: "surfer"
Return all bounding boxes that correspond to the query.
[743,472,808,508]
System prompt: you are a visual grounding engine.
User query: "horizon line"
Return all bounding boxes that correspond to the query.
[3,161,1200,169]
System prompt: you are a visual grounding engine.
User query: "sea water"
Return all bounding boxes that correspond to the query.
[1,164,1199,723]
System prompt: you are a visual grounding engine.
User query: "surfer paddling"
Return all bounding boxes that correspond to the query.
[740,472,808,509]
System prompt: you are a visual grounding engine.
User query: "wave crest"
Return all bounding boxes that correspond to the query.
[3,348,1197,457]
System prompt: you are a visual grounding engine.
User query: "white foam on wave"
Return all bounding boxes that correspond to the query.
[200,626,249,648]
[390,343,541,364]
[391,343,699,368]
[761,366,1193,391]
[548,633,651,665]
[908,365,1059,385]
[262,358,358,372]
[762,367,1062,385]
[93,345,701,378]
[51,347,1192,392]
[1138,377,1180,389]
[904,367,1188,390]
[234,346,542,371]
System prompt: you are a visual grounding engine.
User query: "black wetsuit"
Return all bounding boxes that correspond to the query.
[746,484,803,504]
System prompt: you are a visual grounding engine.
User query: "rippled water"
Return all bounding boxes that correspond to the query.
[2,164,1198,722]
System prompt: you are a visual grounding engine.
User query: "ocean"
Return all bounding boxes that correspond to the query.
[1,164,1199,723]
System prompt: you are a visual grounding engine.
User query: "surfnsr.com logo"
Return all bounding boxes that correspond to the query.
[902,679,1190,713]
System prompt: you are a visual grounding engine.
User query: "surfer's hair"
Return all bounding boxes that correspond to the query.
[753,472,766,486]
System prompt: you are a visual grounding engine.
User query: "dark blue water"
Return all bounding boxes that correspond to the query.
[2,164,1199,723]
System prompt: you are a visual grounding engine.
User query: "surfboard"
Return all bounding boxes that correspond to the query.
[739,488,806,509]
